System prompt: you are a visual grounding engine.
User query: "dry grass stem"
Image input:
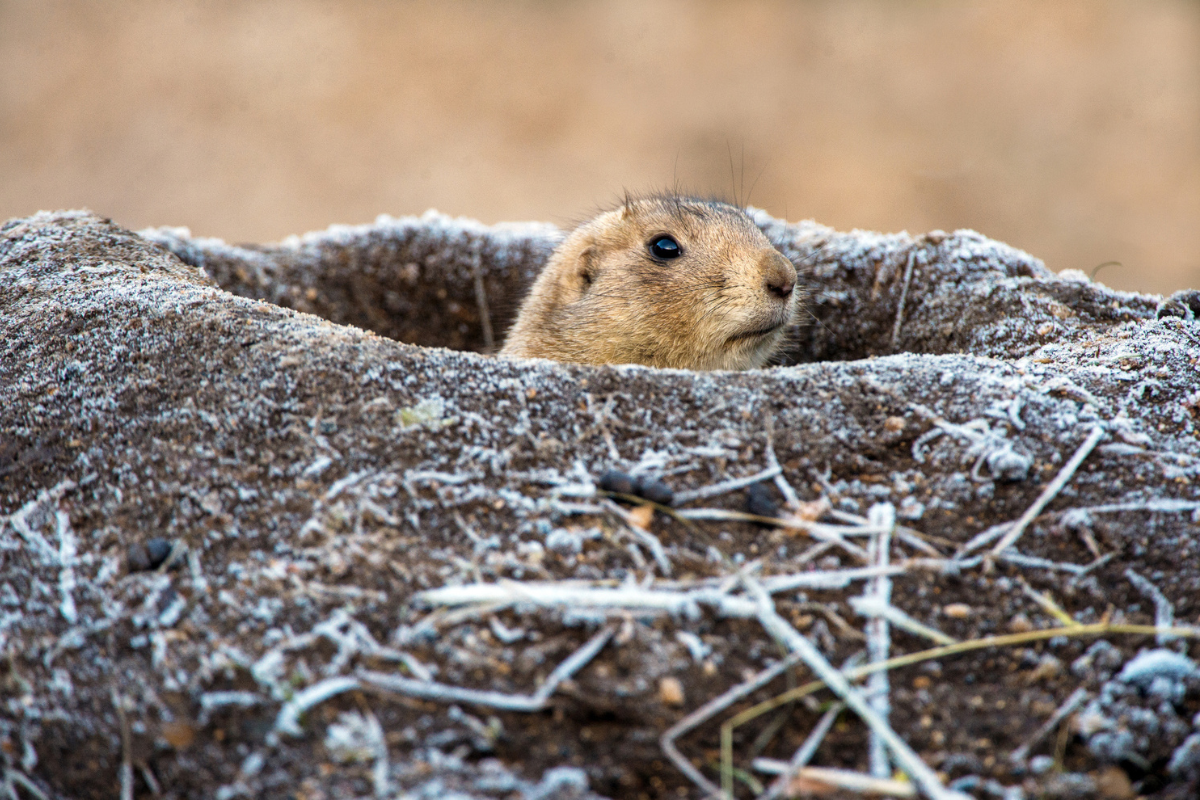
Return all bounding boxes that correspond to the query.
[764,427,803,511]
[677,508,871,562]
[274,676,362,737]
[600,498,672,575]
[1125,568,1176,643]
[3,770,50,800]
[759,702,844,800]
[828,509,944,557]
[850,595,957,646]
[660,651,807,797]
[754,762,918,798]
[112,688,134,800]
[470,247,494,352]
[738,576,969,800]
[863,503,895,779]
[359,625,615,713]
[989,426,1106,557]
[1008,686,1089,766]
[1018,579,1080,627]
[673,466,783,506]
[890,249,918,350]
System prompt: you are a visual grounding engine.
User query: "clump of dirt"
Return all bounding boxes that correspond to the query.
[2,209,1199,799]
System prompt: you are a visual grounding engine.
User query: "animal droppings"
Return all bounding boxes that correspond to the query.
[745,482,780,521]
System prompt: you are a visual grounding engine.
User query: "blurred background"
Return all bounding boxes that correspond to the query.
[1,0,1197,294]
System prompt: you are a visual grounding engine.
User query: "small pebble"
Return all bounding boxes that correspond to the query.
[658,676,685,706]
[627,505,654,530]
[1008,612,1034,633]
[1028,755,1054,775]
[1093,765,1135,800]
[160,720,197,750]
[744,482,779,522]
[943,603,972,619]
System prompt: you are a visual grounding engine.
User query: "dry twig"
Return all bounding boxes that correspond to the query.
[470,247,495,352]
[719,621,1200,793]
[1008,686,1089,765]
[673,466,782,506]
[274,676,361,738]
[1126,568,1176,643]
[759,702,844,800]
[863,503,895,779]
[599,498,672,575]
[849,596,956,646]
[359,624,615,712]
[754,762,917,798]
[2,769,50,800]
[112,688,134,800]
[415,571,901,619]
[660,651,807,797]
[890,249,918,350]
[738,577,969,800]
[988,426,1105,558]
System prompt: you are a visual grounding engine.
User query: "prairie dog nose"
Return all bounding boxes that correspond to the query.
[761,250,796,299]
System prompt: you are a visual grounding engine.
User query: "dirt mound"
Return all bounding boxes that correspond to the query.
[2,210,1199,798]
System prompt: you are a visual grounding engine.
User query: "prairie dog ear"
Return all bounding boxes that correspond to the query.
[572,245,598,290]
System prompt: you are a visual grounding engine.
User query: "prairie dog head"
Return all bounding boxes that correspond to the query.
[500,196,800,370]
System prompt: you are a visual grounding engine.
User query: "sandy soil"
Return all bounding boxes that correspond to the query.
[0,0,1197,295]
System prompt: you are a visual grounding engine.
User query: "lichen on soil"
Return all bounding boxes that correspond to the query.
[2,208,1200,799]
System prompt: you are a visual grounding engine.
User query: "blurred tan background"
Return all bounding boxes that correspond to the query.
[1,0,1197,295]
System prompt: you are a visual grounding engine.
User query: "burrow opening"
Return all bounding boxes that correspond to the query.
[149,216,1151,369]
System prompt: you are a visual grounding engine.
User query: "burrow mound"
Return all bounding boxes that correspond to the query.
[140,208,1156,363]
[2,209,1199,799]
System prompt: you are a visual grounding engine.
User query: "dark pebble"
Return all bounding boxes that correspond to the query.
[634,477,675,507]
[598,469,637,496]
[745,483,780,522]
[145,538,174,569]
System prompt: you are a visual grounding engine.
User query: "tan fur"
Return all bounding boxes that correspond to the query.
[500,196,801,370]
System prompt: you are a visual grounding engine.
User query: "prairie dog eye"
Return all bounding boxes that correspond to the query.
[648,235,682,260]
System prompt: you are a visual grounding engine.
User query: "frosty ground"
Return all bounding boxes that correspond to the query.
[2,209,1200,799]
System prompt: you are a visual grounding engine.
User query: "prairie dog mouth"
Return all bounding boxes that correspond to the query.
[727,321,785,343]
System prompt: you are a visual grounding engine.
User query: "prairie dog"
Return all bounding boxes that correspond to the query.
[500,196,799,370]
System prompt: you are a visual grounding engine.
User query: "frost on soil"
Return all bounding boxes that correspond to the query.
[2,209,1200,799]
